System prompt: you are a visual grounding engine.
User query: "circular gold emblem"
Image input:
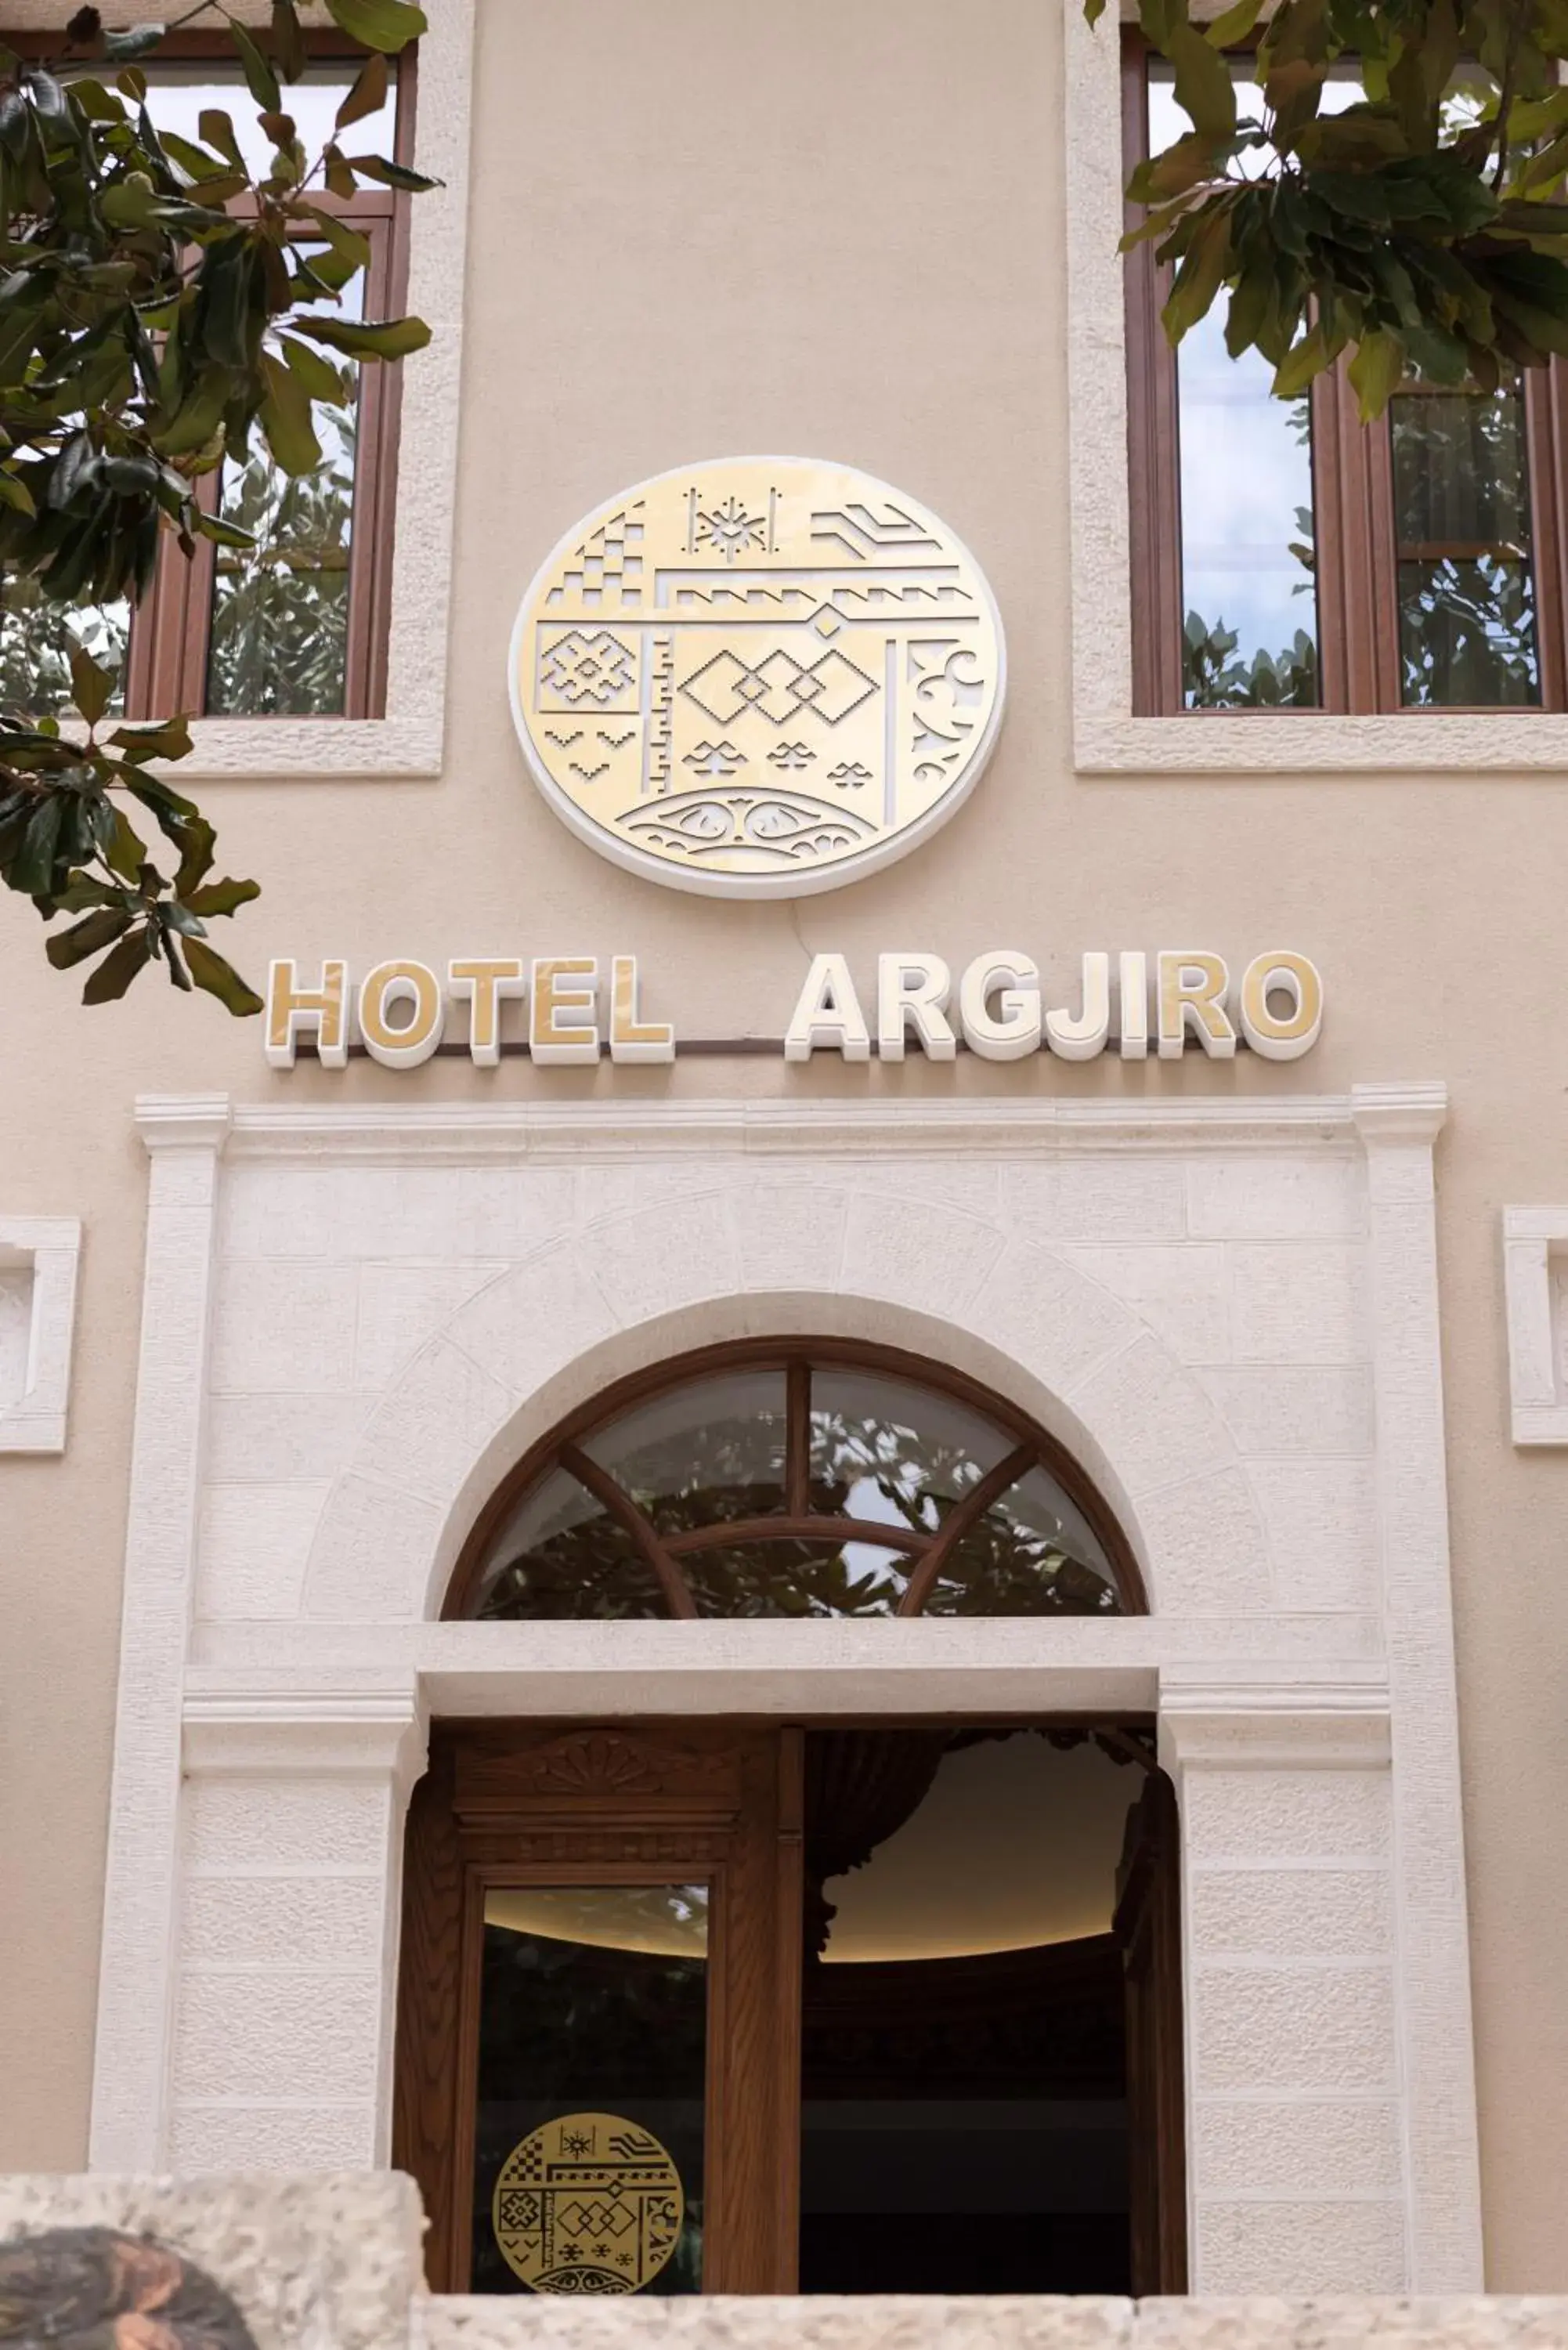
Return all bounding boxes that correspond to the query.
[509,457,1006,897]
[490,2111,685,2294]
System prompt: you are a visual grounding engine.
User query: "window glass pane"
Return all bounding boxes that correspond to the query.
[0,582,128,716]
[473,1467,667,1620]
[924,1466,1122,1617]
[1391,385,1541,706]
[1147,66,1364,710]
[137,60,398,181]
[204,262,363,716]
[473,1886,706,2295]
[681,1538,912,1618]
[1175,318,1320,709]
[583,1371,788,1535]
[808,1371,1012,1533]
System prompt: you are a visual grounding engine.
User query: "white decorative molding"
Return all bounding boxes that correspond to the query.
[1064,9,1568,776]
[0,1214,81,1455]
[182,1686,428,1794]
[89,1107,230,2171]
[215,1090,1374,1164]
[1159,1677,1393,1773]
[1501,1206,1568,1444]
[1353,1088,1482,2290]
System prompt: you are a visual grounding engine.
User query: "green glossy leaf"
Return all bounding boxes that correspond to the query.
[1167,18,1238,140]
[1162,204,1233,339]
[110,712,193,765]
[324,0,427,54]
[171,812,216,896]
[289,309,430,359]
[46,902,132,968]
[1271,320,1337,396]
[275,331,347,403]
[184,874,260,917]
[231,24,281,113]
[272,0,307,81]
[9,791,66,895]
[1347,326,1404,418]
[81,924,152,1002]
[335,49,389,130]
[1205,0,1264,45]
[182,933,262,1014]
[198,108,244,168]
[258,347,321,474]
[68,642,114,724]
[341,150,438,191]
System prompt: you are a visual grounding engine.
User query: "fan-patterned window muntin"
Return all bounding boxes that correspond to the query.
[453,1342,1143,1622]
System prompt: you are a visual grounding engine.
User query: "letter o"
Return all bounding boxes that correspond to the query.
[1239,952,1323,1061]
[358,960,446,1069]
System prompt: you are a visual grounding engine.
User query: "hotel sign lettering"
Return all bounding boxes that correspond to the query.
[263,949,1324,1068]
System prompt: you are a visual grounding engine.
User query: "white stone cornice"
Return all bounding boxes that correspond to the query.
[212,1090,1374,1165]
[1158,1679,1393,1773]
[182,1687,428,1799]
[1350,1080,1449,1148]
[136,1094,233,1155]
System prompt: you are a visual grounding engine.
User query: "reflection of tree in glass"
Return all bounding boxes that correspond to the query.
[608,1408,786,1536]
[205,360,358,716]
[478,1503,665,1621]
[930,1510,1121,1616]
[1183,612,1319,709]
[808,1402,985,1531]
[681,1541,909,1618]
[1391,384,1539,707]
[479,1397,1119,1620]
[1398,556,1537,706]
[0,580,128,717]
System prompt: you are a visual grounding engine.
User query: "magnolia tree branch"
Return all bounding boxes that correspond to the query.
[1089,0,1568,418]
[0,0,432,1010]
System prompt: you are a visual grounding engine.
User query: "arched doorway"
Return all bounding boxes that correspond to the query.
[394,1343,1184,2297]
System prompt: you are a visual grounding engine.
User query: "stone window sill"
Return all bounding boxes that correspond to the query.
[175,718,443,783]
[1076,712,1568,775]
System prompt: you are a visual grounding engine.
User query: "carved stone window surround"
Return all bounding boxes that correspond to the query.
[0,1215,82,1455]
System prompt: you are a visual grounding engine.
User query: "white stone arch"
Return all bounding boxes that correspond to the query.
[300,1178,1272,1625]
[92,1091,1481,2294]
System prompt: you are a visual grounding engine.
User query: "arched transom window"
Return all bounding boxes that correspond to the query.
[454,1343,1140,1622]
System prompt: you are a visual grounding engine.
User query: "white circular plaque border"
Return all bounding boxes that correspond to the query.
[508,454,1009,900]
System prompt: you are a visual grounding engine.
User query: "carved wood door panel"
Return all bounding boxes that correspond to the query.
[393,1722,804,2294]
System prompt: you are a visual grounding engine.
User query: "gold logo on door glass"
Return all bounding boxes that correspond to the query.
[491,2110,685,2294]
[509,457,1006,898]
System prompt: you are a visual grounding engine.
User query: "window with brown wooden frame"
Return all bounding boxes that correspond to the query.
[1123,35,1568,717]
[0,32,416,722]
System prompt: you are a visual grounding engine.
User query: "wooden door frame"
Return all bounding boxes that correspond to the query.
[393,1719,802,2295]
[393,1712,1181,2297]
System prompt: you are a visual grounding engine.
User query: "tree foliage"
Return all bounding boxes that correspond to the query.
[1086,0,1568,415]
[0,0,429,1010]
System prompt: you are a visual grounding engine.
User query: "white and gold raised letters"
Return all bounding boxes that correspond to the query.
[509,457,1006,899]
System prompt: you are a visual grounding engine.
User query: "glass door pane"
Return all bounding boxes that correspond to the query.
[471,1883,709,2295]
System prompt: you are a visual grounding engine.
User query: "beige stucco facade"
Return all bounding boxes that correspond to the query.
[2,0,1566,2301]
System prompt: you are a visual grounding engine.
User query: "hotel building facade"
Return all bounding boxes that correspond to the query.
[2,0,1566,2305]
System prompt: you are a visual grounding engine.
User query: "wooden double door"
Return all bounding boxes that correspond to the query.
[393,1719,1186,2297]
